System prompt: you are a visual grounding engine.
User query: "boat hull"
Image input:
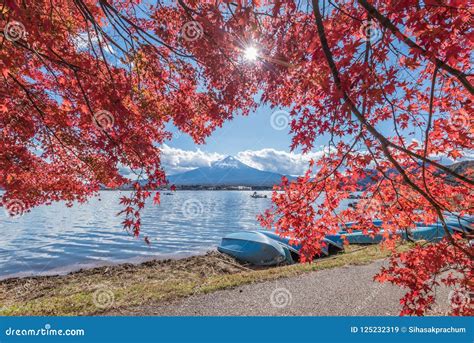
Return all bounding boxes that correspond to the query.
[260,231,344,258]
[326,232,383,244]
[327,224,448,244]
[444,214,473,234]
[217,232,286,266]
[401,225,444,242]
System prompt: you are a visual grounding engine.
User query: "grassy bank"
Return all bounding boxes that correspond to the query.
[0,244,410,316]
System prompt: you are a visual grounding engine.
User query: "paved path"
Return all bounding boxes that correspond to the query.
[120,260,451,316]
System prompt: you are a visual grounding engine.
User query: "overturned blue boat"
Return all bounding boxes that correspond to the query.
[217,231,288,266]
[218,230,344,266]
[260,231,344,258]
[444,213,473,234]
[327,214,472,245]
[326,225,446,245]
[217,214,472,266]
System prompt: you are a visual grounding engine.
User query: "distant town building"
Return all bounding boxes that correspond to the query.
[227,186,252,190]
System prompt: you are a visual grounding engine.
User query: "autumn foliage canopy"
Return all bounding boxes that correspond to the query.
[1,0,472,315]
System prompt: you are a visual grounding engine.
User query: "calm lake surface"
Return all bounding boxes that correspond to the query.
[0,191,354,279]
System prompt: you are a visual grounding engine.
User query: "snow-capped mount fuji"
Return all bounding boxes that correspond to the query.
[210,156,246,169]
[167,156,288,186]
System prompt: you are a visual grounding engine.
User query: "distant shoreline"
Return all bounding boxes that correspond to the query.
[100,187,276,191]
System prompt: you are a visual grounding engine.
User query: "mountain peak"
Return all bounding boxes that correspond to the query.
[168,155,291,186]
[211,156,246,169]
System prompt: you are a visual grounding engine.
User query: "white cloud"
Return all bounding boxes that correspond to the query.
[428,151,474,164]
[161,144,224,175]
[73,32,115,54]
[124,143,473,180]
[160,145,324,176]
[236,148,324,176]
[409,138,473,163]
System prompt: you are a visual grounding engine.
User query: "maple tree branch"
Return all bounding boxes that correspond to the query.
[357,0,473,95]
[309,3,473,186]
[269,132,363,216]
[312,0,473,258]
[7,73,99,179]
[421,66,439,202]
[328,0,363,22]
[97,0,195,59]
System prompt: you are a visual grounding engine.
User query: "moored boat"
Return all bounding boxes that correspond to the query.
[259,231,301,263]
[327,224,448,244]
[326,231,384,244]
[217,231,287,266]
[401,225,444,242]
[217,215,471,266]
[250,195,268,198]
[260,231,344,260]
[250,192,268,198]
[444,213,473,234]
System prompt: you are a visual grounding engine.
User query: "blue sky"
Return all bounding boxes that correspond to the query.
[92,1,470,178]
[158,101,469,177]
[161,103,337,176]
[168,104,294,155]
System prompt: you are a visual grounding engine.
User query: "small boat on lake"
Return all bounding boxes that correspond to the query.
[217,231,287,266]
[348,194,369,199]
[250,192,267,199]
[348,202,358,209]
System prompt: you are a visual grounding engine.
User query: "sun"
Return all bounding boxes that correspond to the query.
[243,46,259,61]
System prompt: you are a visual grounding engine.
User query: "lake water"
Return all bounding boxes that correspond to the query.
[0,191,272,279]
[0,190,354,279]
